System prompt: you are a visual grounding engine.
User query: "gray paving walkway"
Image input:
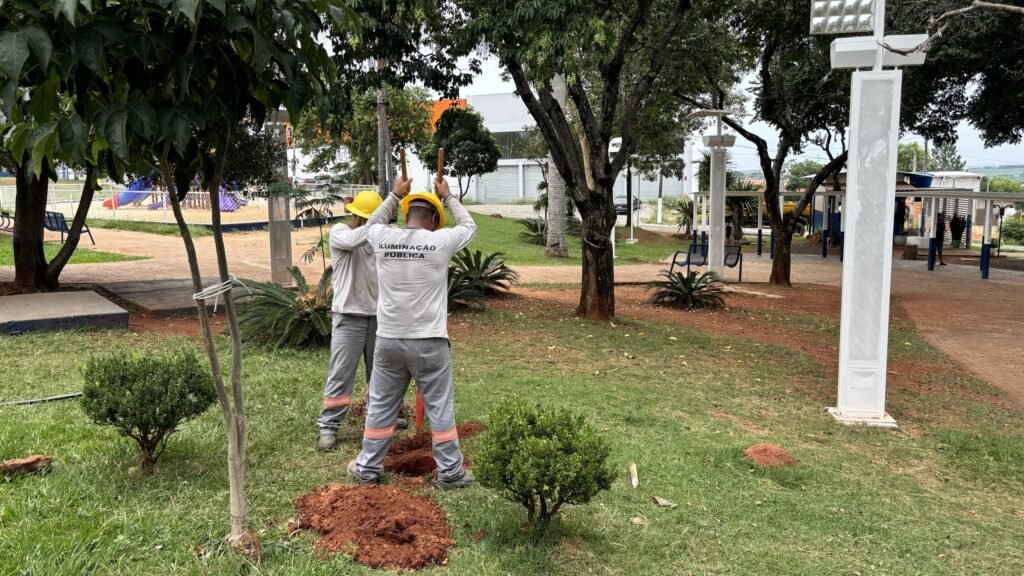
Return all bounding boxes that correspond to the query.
[101,278,241,316]
[0,291,127,334]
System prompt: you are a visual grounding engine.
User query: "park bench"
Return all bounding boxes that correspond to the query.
[0,211,13,232]
[669,243,743,281]
[43,211,94,245]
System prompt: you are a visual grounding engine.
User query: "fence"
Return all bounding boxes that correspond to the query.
[0,183,376,226]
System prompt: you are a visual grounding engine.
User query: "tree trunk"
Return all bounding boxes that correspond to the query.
[576,193,616,319]
[159,147,258,561]
[546,74,569,258]
[13,165,52,292]
[731,201,745,242]
[206,152,253,560]
[376,65,391,200]
[45,166,97,286]
[545,154,568,257]
[770,230,793,287]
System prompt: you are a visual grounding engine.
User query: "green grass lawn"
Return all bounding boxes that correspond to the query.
[1,298,1022,575]
[0,235,144,266]
[88,218,213,238]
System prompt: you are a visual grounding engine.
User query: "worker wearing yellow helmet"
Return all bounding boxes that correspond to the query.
[316,190,384,452]
[348,174,477,490]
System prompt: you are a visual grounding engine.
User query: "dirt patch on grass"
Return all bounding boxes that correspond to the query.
[127,312,227,337]
[743,443,799,467]
[710,409,770,435]
[293,484,454,570]
[385,422,485,477]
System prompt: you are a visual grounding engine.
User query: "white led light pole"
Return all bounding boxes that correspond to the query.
[815,0,928,427]
[691,110,741,274]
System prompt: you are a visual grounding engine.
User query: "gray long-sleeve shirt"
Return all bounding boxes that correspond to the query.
[366,194,477,339]
[329,223,378,316]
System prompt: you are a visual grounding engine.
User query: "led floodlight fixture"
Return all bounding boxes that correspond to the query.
[810,0,876,35]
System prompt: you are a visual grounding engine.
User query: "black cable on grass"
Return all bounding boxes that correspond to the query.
[0,393,83,407]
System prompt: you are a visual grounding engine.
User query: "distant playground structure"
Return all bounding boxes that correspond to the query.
[0,178,368,229]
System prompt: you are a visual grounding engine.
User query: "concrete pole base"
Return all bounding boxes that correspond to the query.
[826,407,898,429]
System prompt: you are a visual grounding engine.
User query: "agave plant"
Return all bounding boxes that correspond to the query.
[448,249,519,309]
[517,217,547,245]
[647,270,726,310]
[236,266,334,348]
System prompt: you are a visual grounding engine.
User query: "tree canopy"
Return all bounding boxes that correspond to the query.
[418,107,500,200]
[895,1,1024,147]
[295,86,432,184]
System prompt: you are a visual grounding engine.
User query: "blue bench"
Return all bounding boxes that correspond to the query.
[44,211,94,245]
[670,243,743,281]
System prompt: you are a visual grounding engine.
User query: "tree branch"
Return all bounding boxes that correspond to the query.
[503,57,587,197]
[614,0,693,175]
[885,0,1024,55]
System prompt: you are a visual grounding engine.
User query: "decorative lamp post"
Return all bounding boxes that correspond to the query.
[690,110,742,274]
[816,0,928,427]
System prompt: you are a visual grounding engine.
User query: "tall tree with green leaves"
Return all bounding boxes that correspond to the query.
[456,0,725,319]
[894,1,1024,147]
[51,0,346,558]
[897,142,938,172]
[294,87,432,184]
[0,0,147,291]
[675,0,850,286]
[326,0,479,197]
[932,141,967,171]
[418,107,500,200]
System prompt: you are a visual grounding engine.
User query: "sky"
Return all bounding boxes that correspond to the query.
[459,57,1024,172]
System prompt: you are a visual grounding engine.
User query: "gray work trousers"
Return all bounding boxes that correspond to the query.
[354,337,467,483]
[317,313,376,432]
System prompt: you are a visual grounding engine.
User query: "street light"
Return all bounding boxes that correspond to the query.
[810,0,876,35]
[688,109,744,275]
[815,0,929,429]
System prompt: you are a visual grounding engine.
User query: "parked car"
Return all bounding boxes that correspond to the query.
[614,195,641,215]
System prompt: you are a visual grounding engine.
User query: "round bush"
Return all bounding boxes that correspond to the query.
[476,399,614,527]
[81,348,216,471]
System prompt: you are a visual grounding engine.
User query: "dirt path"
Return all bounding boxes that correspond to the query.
[3,227,1021,406]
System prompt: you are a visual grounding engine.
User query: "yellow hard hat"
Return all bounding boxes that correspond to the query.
[401,192,446,229]
[347,190,383,219]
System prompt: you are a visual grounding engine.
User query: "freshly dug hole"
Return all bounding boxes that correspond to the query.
[384,421,485,476]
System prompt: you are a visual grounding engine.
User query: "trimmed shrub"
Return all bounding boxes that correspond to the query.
[476,399,614,528]
[237,266,333,348]
[1001,215,1024,246]
[647,270,726,310]
[81,348,216,471]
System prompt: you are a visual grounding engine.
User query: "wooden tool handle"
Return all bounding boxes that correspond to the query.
[436,147,445,177]
[399,148,408,180]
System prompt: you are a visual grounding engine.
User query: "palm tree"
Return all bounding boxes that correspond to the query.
[295,184,346,270]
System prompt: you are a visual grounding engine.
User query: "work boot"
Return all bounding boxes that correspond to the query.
[318,431,336,452]
[347,459,380,485]
[434,469,475,491]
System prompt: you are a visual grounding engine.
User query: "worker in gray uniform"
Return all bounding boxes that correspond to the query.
[348,174,477,489]
[317,191,382,452]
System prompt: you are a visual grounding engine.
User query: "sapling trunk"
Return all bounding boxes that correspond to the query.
[159,140,256,560]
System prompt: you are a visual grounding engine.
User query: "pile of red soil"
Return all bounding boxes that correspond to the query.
[293,484,454,570]
[384,422,485,476]
[743,443,799,467]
